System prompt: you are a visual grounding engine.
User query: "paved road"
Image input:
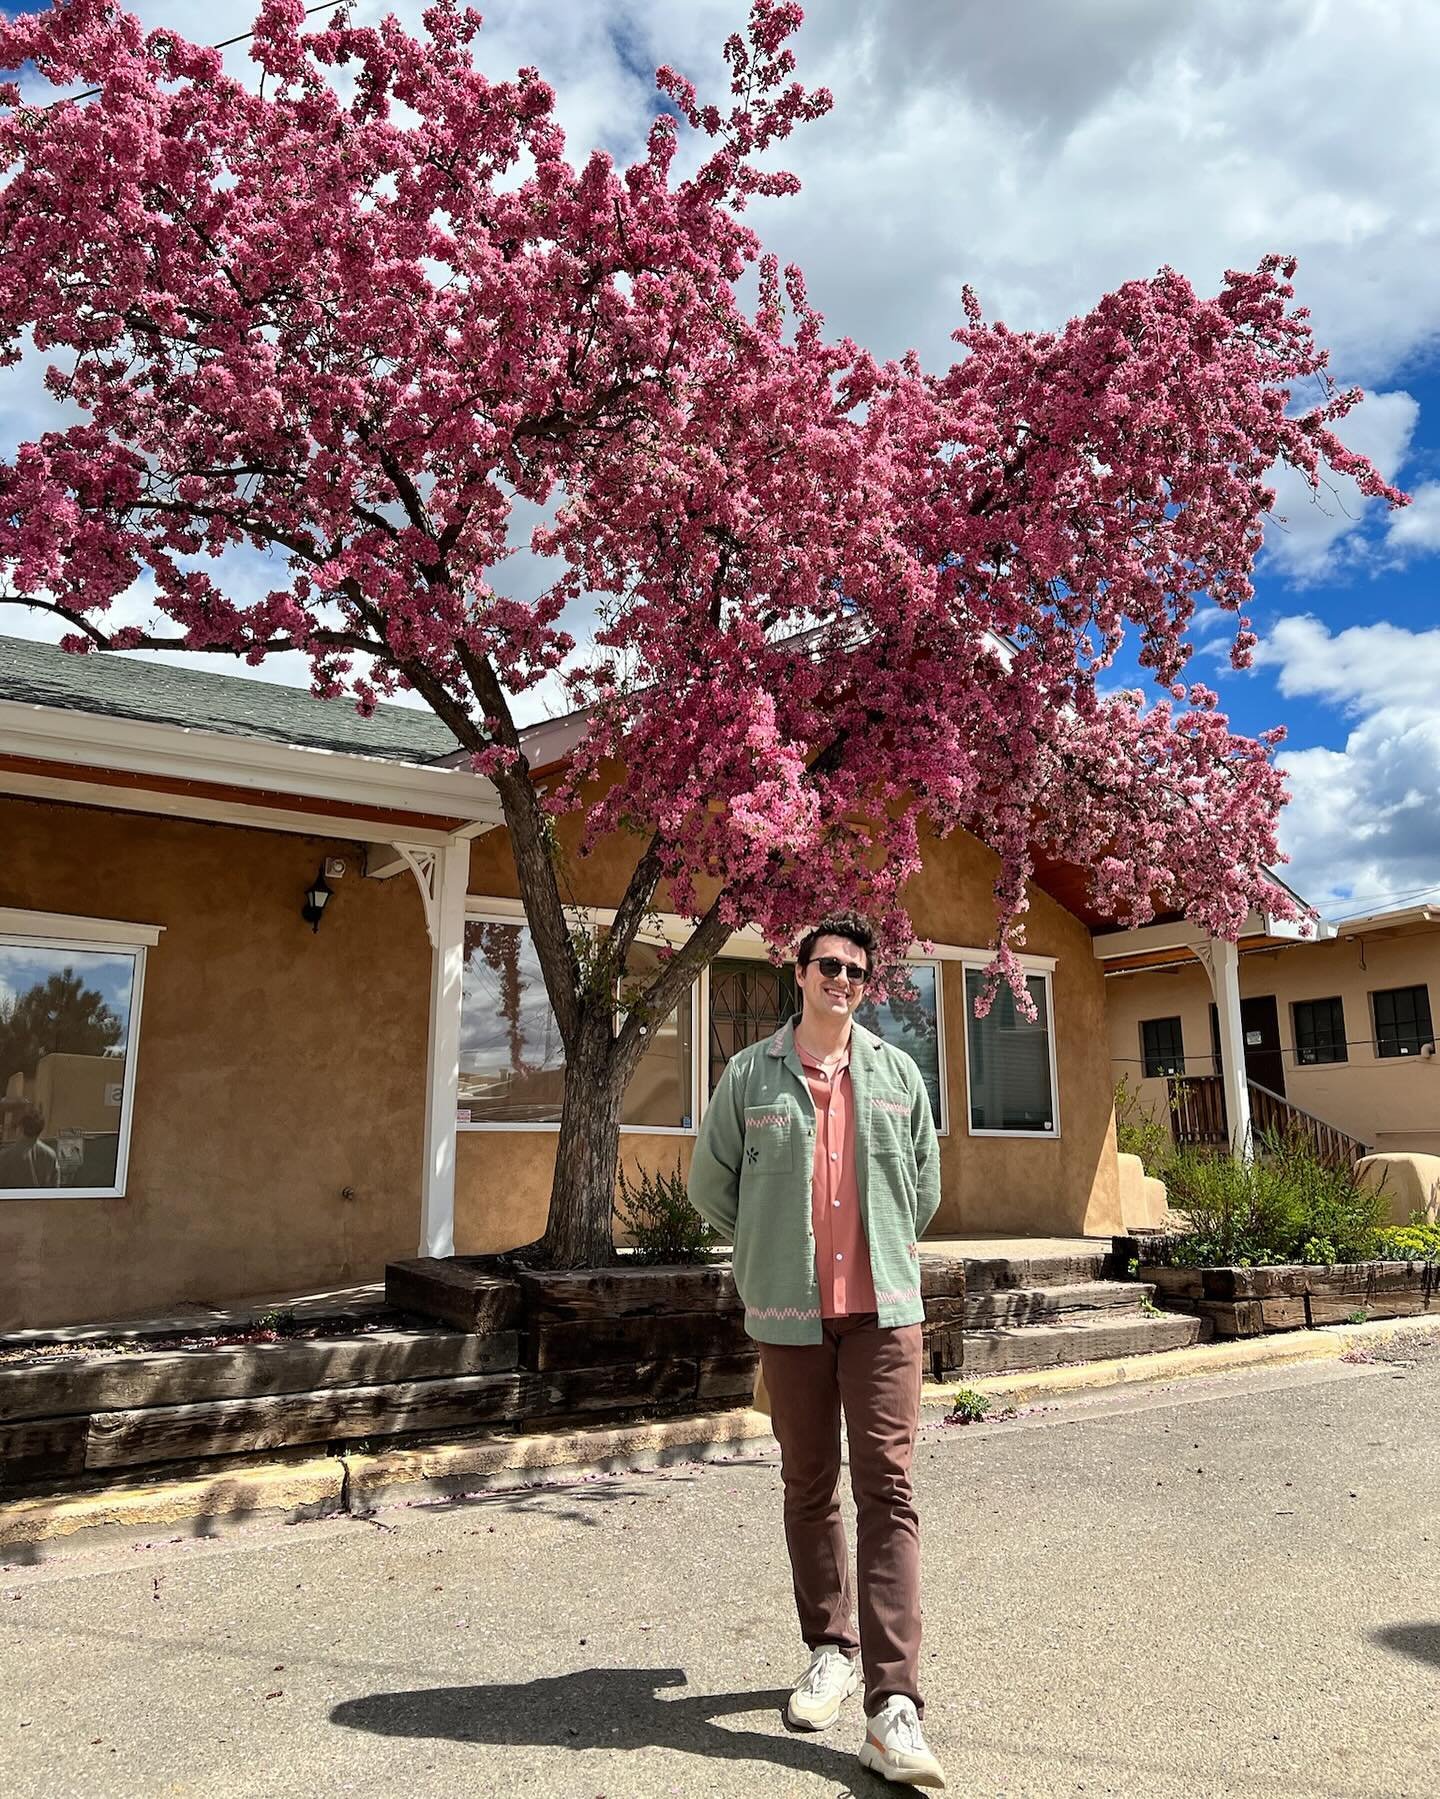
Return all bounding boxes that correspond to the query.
[4,1340,1439,1798]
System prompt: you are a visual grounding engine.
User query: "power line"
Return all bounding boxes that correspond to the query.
[30,2,345,111]
[1325,882,1440,922]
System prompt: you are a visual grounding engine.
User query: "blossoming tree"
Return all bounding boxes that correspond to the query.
[0,0,1404,1263]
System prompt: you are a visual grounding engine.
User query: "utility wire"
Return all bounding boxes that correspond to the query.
[1326,882,1440,921]
[25,1,345,111]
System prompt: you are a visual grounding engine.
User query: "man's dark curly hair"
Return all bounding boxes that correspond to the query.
[794,914,877,979]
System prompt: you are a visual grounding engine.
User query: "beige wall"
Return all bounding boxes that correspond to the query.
[463,815,1122,1247]
[1107,923,1440,1155]
[0,794,437,1329]
[3,781,1122,1330]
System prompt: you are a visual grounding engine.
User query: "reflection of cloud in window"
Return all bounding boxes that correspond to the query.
[460,924,565,1073]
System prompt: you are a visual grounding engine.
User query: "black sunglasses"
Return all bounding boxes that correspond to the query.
[807,955,869,984]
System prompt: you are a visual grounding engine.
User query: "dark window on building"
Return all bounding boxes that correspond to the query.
[1372,985,1434,1059]
[1293,997,1347,1065]
[1141,1016,1185,1079]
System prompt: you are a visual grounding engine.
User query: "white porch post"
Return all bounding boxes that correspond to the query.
[419,839,470,1257]
[1192,937,1253,1162]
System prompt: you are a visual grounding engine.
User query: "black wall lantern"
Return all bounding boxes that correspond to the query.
[301,864,333,932]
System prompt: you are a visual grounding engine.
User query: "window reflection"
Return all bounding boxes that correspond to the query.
[0,945,135,1191]
[457,922,692,1128]
[856,964,943,1127]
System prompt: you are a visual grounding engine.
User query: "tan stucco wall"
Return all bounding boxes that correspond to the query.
[0,795,441,1330]
[4,780,1122,1329]
[1106,925,1440,1155]
[464,817,1122,1245]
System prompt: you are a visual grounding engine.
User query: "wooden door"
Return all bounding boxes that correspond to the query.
[1208,997,1286,1098]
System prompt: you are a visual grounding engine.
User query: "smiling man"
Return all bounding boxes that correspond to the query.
[688,915,945,1790]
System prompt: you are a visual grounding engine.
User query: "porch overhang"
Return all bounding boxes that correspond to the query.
[1090,909,1335,978]
[0,694,506,844]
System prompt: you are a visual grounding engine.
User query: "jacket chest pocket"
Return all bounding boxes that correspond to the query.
[743,1106,798,1176]
[867,1098,911,1164]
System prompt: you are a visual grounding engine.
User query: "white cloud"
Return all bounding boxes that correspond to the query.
[1259,617,1440,915]
[1260,389,1418,581]
[1386,480,1440,553]
[1256,613,1440,714]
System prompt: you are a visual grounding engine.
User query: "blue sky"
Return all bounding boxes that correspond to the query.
[2,0,1438,919]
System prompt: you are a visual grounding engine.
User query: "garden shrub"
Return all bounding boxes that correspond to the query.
[614,1160,719,1265]
[1145,1129,1388,1267]
[1374,1219,1440,1263]
[1113,1075,1171,1176]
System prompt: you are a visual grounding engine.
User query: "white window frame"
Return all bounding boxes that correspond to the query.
[457,902,701,1136]
[959,959,1061,1141]
[0,909,162,1201]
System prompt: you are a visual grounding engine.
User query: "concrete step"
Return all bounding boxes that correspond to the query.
[962,1252,1113,1293]
[958,1310,1211,1378]
[963,1280,1155,1330]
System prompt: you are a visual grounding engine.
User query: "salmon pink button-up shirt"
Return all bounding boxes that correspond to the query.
[796,1041,876,1318]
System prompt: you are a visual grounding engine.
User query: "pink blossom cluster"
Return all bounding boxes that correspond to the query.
[0,0,1406,1014]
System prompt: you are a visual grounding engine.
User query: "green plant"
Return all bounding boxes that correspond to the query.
[253,1307,297,1336]
[1374,1219,1440,1262]
[1114,1076,1171,1176]
[948,1386,993,1424]
[1138,1293,1163,1317]
[1126,1256,1140,1279]
[1144,1129,1389,1269]
[1346,1310,1369,1325]
[614,1160,719,1265]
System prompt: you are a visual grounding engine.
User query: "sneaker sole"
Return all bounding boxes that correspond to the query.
[785,1662,861,1731]
[857,1739,947,1789]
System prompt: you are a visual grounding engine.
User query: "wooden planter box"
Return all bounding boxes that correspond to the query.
[0,1256,968,1496]
[1142,1259,1439,1338]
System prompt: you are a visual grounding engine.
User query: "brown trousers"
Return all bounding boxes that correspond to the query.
[759,1314,925,1717]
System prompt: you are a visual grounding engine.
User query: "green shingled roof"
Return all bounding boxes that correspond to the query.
[0,634,463,765]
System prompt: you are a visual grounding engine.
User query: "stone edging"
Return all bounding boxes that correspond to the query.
[5,1314,1436,1556]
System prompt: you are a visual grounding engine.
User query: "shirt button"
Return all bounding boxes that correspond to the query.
[832,1200,841,1209]
[835,1253,844,1262]
[830,1152,838,1162]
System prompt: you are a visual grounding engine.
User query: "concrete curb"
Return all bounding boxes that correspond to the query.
[343,1408,779,1513]
[0,1452,346,1553]
[5,1314,1435,1556]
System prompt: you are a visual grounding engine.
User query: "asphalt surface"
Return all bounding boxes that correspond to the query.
[3,1340,1439,1798]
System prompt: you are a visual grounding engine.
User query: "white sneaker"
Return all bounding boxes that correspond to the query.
[785,1644,861,1730]
[858,1695,947,1789]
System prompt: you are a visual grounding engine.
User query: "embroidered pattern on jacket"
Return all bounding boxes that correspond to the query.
[874,1285,920,1306]
[745,1112,790,1129]
[870,1097,910,1116]
[746,1303,823,1321]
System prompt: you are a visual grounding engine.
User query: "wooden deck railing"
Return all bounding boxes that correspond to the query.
[1166,1074,1370,1167]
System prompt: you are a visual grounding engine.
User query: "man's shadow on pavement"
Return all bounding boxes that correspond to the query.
[331,1665,890,1790]
[1372,1622,1440,1669]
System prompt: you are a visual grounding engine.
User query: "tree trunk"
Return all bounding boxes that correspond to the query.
[535,1014,627,1268]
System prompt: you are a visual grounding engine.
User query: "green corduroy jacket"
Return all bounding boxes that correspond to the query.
[687,1015,942,1344]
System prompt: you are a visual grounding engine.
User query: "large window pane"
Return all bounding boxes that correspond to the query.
[965,970,1055,1134]
[1373,984,1434,1059]
[0,944,136,1192]
[458,922,693,1127]
[856,964,942,1127]
[617,941,694,1129]
[1141,1015,1185,1079]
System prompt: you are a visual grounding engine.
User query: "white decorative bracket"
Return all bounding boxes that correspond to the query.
[365,842,446,947]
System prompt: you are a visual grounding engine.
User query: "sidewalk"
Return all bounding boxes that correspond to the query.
[4,1336,1437,1798]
